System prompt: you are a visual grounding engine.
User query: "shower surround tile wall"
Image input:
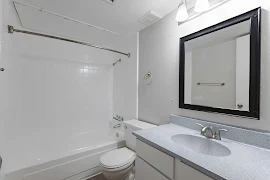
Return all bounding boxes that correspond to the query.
[4,30,114,172]
[139,0,270,131]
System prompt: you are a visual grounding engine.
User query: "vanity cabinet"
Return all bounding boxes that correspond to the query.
[136,139,213,180]
[136,157,169,180]
[174,159,213,180]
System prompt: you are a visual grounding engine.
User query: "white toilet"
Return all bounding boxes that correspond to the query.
[100,119,156,180]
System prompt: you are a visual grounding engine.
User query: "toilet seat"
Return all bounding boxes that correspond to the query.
[100,147,136,169]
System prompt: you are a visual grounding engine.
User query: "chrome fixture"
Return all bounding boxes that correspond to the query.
[196,123,228,140]
[113,59,122,66]
[8,25,131,58]
[196,123,213,138]
[113,115,123,128]
[113,115,123,122]
[144,71,152,85]
[113,124,121,128]
[213,129,228,140]
[197,82,225,86]
[144,71,152,78]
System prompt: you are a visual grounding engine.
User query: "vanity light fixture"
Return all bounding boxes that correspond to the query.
[177,0,232,24]
[194,0,210,12]
[175,1,189,22]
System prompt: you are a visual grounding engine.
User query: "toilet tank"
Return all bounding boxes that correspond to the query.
[124,120,156,151]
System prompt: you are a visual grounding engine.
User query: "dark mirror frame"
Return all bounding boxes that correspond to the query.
[179,7,261,119]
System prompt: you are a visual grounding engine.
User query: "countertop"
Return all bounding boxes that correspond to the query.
[133,123,270,180]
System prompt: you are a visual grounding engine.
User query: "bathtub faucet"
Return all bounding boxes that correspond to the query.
[113,115,123,122]
[113,124,121,128]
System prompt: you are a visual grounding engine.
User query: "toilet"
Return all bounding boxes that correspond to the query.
[100,119,156,180]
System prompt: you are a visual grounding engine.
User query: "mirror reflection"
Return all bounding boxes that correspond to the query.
[184,20,250,111]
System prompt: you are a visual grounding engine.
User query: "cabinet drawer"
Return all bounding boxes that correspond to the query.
[136,157,169,180]
[175,159,214,180]
[136,140,174,179]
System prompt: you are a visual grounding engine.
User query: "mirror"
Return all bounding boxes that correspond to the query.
[179,8,261,119]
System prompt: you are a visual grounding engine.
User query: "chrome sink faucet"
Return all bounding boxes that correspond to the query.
[213,128,228,140]
[196,123,228,140]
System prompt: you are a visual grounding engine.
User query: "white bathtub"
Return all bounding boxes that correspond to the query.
[5,128,125,180]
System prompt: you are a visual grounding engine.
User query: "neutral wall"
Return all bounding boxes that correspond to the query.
[190,40,236,109]
[0,0,7,178]
[139,0,270,131]
[113,33,138,121]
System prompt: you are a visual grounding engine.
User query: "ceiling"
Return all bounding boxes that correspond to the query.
[15,0,182,37]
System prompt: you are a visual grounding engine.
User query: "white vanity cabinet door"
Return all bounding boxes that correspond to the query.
[136,157,169,180]
[136,140,174,179]
[175,159,214,180]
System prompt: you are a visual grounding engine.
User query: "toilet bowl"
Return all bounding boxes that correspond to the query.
[100,120,156,180]
[100,147,135,180]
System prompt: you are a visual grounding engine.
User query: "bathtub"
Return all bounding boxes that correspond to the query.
[5,128,125,180]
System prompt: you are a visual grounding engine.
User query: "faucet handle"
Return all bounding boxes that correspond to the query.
[196,123,205,128]
[196,123,207,131]
[113,124,121,128]
[214,129,228,140]
[113,115,123,121]
[196,123,214,138]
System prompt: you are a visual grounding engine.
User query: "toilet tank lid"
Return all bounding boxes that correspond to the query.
[123,119,157,129]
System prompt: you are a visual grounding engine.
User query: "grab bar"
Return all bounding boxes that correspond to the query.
[197,82,225,86]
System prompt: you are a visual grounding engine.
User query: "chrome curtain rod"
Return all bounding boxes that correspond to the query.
[8,25,131,58]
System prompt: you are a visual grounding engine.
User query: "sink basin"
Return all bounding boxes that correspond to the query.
[171,134,231,157]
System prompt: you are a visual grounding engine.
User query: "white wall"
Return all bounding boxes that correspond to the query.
[1,0,137,174]
[0,0,7,178]
[139,0,270,131]
[236,35,250,111]
[190,40,236,109]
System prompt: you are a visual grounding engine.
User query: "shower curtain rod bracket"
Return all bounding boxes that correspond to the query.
[8,25,14,34]
[7,25,131,58]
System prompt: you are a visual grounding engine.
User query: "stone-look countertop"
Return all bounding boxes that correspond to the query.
[133,124,270,180]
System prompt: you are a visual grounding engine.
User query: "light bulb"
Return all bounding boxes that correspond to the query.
[194,0,210,13]
[175,3,189,22]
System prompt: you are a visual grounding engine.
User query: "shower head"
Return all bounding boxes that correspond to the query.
[113,59,121,66]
